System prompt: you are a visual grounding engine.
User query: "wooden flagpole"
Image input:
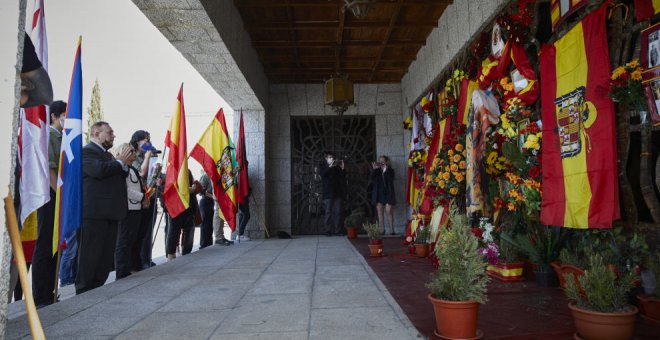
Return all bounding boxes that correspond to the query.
[4,194,45,339]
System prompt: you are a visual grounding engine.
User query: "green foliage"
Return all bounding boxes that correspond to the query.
[559,248,589,269]
[85,79,104,143]
[362,222,382,240]
[415,226,431,244]
[564,254,637,313]
[501,224,565,272]
[502,142,526,171]
[561,227,650,272]
[426,203,489,303]
[497,233,521,263]
[344,208,366,228]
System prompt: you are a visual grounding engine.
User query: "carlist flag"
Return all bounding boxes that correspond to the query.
[53,37,83,254]
[235,110,249,205]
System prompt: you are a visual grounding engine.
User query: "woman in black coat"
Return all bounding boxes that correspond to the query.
[370,155,396,235]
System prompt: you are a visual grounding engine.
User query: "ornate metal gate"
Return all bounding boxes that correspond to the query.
[291,116,376,235]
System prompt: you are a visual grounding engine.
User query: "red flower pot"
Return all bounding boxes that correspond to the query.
[368,244,383,257]
[414,243,430,258]
[346,227,358,239]
[428,294,483,339]
[568,303,637,340]
[637,294,660,323]
[487,262,524,282]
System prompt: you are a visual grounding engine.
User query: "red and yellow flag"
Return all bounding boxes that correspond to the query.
[163,84,190,218]
[191,108,237,231]
[634,0,660,21]
[457,79,478,126]
[540,3,620,229]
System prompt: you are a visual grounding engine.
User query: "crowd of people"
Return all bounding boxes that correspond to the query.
[9,111,253,306]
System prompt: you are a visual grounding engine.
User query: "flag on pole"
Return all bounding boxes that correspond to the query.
[540,3,619,229]
[634,0,660,21]
[19,0,50,224]
[191,108,237,231]
[53,37,83,254]
[235,110,250,205]
[163,84,190,219]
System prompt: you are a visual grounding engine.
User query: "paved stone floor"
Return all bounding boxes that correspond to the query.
[6,236,419,339]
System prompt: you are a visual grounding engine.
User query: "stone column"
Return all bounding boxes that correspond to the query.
[0,0,26,336]
[236,109,268,238]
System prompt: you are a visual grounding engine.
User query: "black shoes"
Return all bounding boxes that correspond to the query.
[324,231,332,237]
[215,238,234,246]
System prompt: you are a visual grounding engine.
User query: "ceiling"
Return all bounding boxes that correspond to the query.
[235,0,453,83]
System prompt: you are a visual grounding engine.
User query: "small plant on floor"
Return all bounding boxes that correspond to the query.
[363,221,382,241]
[426,202,489,339]
[427,203,489,302]
[415,226,431,244]
[564,254,637,313]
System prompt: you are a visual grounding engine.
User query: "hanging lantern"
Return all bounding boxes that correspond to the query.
[344,0,374,18]
[325,75,354,115]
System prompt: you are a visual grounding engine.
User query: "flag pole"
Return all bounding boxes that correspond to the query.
[151,146,168,250]
[53,241,61,304]
[4,194,46,339]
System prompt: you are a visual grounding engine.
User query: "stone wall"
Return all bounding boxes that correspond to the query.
[267,84,408,235]
[401,0,511,108]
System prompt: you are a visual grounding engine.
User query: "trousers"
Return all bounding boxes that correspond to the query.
[323,198,342,234]
[199,197,214,247]
[32,189,57,305]
[115,210,142,278]
[75,218,118,295]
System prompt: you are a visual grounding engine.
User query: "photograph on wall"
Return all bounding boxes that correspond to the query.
[641,22,660,68]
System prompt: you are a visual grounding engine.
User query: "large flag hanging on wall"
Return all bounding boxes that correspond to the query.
[191,108,237,231]
[163,85,190,219]
[634,0,660,21]
[550,0,588,31]
[539,3,620,229]
[53,37,83,254]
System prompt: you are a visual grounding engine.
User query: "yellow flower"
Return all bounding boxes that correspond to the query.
[627,59,640,69]
[442,172,450,180]
[507,202,516,211]
[611,66,626,80]
[486,151,498,165]
[501,114,511,130]
[523,134,540,150]
[455,144,464,152]
[455,173,464,182]
[453,155,461,162]
[450,164,459,172]
[449,187,459,196]
[448,149,455,156]
[438,180,446,188]
[631,70,643,81]
[459,161,466,169]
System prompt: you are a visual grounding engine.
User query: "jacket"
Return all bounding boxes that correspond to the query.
[82,142,128,220]
[126,166,144,211]
[320,163,346,200]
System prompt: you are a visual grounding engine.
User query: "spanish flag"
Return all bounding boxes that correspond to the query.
[191,108,237,231]
[163,84,190,219]
[539,3,620,229]
[634,0,660,21]
[457,79,478,126]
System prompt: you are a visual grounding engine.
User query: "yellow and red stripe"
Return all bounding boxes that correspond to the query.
[190,108,237,231]
[457,79,478,126]
[635,0,660,21]
[163,85,190,218]
[540,3,619,229]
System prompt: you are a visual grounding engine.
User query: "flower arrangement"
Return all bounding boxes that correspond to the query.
[503,172,541,218]
[425,143,467,203]
[441,69,467,119]
[408,149,427,179]
[403,115,412,130]
[609,59,646,111]
[477,218,499,265]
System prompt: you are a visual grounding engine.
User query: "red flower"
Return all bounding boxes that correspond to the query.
[529,166,541,179]
[470,227,483,239]
[526,121,540,134]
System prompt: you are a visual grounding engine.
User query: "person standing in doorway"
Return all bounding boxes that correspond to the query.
[320,151,346,236]
[370,155,396,235]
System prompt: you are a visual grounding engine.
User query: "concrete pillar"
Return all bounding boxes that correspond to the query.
[0,0,26,335]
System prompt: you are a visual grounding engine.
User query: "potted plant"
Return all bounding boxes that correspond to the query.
[363,222,383,257]
[487,233,524,282]
[426,203,489,339]
[638,251,660,323]
[414,226,431,257]
[502,224,565,287]
[552,248,587,290]
[344,208,365,239]
[564,254,638,340]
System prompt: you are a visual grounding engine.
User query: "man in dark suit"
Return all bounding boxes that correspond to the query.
[320,151,346,237]
[76,121,132,295]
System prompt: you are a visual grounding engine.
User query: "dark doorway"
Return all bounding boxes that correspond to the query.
[291,116,376,235]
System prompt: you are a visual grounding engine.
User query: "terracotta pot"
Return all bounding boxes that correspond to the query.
[551,261,585,291]
[346,227,358,239]
[368,244,383,257]
[428,294,482,339]
[414,243,430,258]
[637,294,660,323]
[568,303,637,340]
[487,262,524,282]
[369,239,382,245]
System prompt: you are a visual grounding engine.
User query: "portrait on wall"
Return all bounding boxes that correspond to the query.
[641,22,660,69]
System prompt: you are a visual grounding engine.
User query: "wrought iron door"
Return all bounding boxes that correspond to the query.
[291,116,376,235]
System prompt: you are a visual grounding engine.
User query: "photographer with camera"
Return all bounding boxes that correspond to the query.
[320,151,346,236]
[370,155,396,235]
